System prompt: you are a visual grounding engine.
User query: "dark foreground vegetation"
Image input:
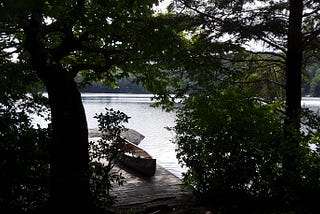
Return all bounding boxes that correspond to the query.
[1,0,320,213]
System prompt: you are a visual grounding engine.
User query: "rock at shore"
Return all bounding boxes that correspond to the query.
[88,128,145,145]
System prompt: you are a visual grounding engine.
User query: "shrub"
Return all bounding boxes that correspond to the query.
[89,108,128,209]
[0,106,129,212]
[173,87,320,211]
[0,106,50,212]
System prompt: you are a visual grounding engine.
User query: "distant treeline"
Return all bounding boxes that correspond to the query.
[80,59,320,95]
[302,60,320,97]
[79,78,147,94]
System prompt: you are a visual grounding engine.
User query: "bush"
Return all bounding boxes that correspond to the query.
[0,106,129,212]
[173,87,320,211]
[89,108,128,209]
[0,106,51,213]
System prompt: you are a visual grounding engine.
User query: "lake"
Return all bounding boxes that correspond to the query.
[83,95,320,179]
[301,97,320,111]
[81,93,185,178]
[33,95,320,179]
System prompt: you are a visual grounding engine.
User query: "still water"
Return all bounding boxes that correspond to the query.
[302,97,320,111]
[33,95,320,179]
[83,95,320,179]
[82,93,185,178]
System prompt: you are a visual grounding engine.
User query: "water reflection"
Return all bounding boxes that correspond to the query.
[82,93,185,178]
[82,93,154,103]
[302,97,320,111]
[35,94,320,178]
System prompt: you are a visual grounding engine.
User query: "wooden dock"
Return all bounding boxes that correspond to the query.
[110,164,192,213]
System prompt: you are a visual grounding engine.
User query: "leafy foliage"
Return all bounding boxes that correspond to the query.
[302,60,320,97]
[0,108,50,212]
[166,2,320,211]
[1,0,197,211]
[0,54,51,212]
[0,0,196,96]
[173,86,320,211]
[174,87,283,198]
[170,0,320,135]
[0,104,131,212]
[89,108,129,209]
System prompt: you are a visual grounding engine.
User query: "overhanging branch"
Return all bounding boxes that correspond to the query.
[235,78,286,89]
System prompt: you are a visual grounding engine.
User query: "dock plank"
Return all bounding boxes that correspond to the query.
[111,164,192,210]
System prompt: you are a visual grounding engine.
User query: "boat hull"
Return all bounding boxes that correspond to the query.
[117,154,156,177]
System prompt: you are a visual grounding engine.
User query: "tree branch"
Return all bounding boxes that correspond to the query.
[49,25,88,61]
[245,50,287,61]
[256,36,286,52]
[235,78,286,89]
[303,6,320,17]
[303,27,320,45]
[69,64,110,78]
[68,49,129,77]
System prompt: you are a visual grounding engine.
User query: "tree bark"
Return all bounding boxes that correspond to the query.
[285,0,303,133]
[24,14,92,212]
[44,69,92,212]
[284,0,303,183]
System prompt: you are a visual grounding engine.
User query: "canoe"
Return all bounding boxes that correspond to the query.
[117,139,156,177]
[88,128,145,145]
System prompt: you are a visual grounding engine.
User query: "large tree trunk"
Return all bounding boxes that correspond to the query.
[24,13,93,212]
[285,0,303,132]
[284,0,303,182]
[43,69,92,212]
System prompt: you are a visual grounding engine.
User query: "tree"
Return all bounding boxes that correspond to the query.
[168,0,320,211]
[173,85,320,212]
[1,0,191,212]
[171,0,320,186]
[172,0,320,129]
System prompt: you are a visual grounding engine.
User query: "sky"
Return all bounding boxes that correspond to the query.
[153,0,172,13]
[154,0,269,52]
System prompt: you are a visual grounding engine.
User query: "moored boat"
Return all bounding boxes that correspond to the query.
[117,139,156,177]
